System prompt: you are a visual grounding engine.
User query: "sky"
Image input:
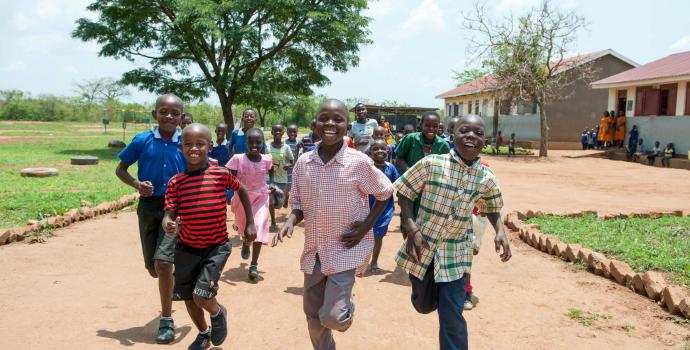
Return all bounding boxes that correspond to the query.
[1,0,690,109]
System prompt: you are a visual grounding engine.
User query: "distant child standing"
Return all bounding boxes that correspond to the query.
[445,117,460,149]
[580,129,588,150]
[394,111,450,238]
[210,123,230,167]
[587,129,594,150]
[349,103,379,152]
[229,108,258,157]
[163,124,256,349]
[508,133,516,157]
[285,124,300,204]
[395,115,511,350]
[368,139,400,273]
[299,120,320,155]
[267,123,295,232]
[115,93,186,344]
[272,99,393,350]
[227,128,274,280]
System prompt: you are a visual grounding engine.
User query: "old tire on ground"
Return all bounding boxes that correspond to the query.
[107,140,127,148]
[21,167,59,177]
[70,156,99,165]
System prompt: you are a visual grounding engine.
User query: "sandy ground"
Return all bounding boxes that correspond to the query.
[1,151,689,349]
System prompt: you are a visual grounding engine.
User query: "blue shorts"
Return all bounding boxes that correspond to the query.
[373,226,388,238]
[226,189,234,201]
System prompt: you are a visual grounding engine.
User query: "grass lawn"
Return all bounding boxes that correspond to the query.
[481,145,534,155]
[526,214,690,286]
[0,121,148,229]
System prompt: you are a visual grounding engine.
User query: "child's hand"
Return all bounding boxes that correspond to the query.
[271,222,293,246]
[136,180,154,197]
[268,185,276,193]
[341,221,367,249]
[282,163,289,170]
[405,230,430,264]
[244,223,257,243]
[494,232,512,262]
[165,219,177,236]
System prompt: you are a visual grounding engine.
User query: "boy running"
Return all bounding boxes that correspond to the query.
[266,123,294,232]
[272,99,393,350]
[163,123,256,350]
[115,93,186,344]
[285,124,300,205]
[394,115,511,350]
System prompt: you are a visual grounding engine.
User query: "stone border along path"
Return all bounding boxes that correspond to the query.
[0,193,139,246]
[504,209,690,320]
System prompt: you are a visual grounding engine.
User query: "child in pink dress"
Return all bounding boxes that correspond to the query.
[226,128,274,280]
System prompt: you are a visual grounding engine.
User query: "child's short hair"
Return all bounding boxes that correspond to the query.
[421,111,440,124]
[272,123,284,130]
[245,127,264,141]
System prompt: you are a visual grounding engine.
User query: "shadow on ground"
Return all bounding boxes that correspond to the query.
[379,266,411,287]
[96,314,191,346]
[57,148,122,160]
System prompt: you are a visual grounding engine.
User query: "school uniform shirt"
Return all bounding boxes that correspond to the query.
[291,142,394,276]
[394,132,451,170]
[266,142,294,184]
[165,165,241,248]
[368,162,400,229]
[348,119,379,152]
[393,149,503,283]
[229,128,248,154]
[210,140,230,167]
[300,134,318,153]
[118,126,186,197]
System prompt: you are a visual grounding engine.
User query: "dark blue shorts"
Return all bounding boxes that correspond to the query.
[373,226,388,238]
[226,189,234,201]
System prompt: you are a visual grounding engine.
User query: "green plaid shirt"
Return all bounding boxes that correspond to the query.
[393,149,503,282]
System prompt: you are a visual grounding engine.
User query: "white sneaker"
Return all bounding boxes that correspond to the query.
[464,299,474,310]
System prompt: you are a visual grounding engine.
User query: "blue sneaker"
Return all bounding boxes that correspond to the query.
[155,318,175,344]
[210,305,228,346]
[187,332,211,350]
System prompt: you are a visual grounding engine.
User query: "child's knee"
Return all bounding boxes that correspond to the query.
[154,260,173,274]
[192,294,214,309]
[319,308,353,332]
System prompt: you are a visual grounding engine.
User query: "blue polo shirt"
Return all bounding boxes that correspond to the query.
[210,140,230,167]
[118,127,186,197]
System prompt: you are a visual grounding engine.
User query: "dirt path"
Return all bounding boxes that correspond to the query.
[0,151,688,349]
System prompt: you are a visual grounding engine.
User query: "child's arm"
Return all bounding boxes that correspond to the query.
[486,213,511,262]
[235,186,257,242]
[116,161,153,197]
[162,210,178,237]
[272,209,304,246]
[399,193,429,263]
[340,198,389,248]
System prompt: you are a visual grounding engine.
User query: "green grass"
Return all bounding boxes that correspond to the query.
[481,145,533,155]
[527,214,690,286]
[566,308,612,327]
[0,121,147,228]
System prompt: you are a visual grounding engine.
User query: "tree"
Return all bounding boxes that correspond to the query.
[73,0,371,129]
[464,1,591,157]
[100,78,131,102]
[73,78,107,105]
[452,68,486,86]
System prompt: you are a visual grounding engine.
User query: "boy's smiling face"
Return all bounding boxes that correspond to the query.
[372,126,385,140]
[453,115,486,163]
[153,95,183,135]
[287,125,298,141]
[272,124,284,142]
[180,124,211,169]
[246,131,264,155]
[421,115,440,142]
[369,139,389,164]
[215,124,227,143]
[315,101,348,146]
[242,110,256,129]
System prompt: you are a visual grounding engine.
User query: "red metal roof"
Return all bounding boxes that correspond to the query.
[435,74,497,99]
[593,51,690,86]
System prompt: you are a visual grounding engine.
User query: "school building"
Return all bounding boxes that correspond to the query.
[591,50,690,155]
[436,49,637,149]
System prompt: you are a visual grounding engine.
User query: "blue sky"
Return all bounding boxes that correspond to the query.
[1,0,689,109]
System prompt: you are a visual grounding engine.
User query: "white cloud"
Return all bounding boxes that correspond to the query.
[400,0,446,34]
[2,61,28,72]
[670,35,690,51]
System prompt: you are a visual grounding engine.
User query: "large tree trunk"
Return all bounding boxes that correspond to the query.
[218,91,235,137]
[493,99,499,138]
[538,101,548,157]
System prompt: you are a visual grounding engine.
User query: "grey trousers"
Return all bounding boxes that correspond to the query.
[303,257,356,350]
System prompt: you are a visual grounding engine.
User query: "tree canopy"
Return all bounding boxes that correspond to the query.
[73,0,371,128]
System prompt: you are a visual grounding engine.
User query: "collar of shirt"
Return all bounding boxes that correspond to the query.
[410,132,446,150]
[184,163,210,175]
[305,141,346,165]
[449,148,480,170]
[152,126,181,142]
[213,140,228,147]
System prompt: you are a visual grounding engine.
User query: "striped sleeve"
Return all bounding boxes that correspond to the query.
[164,174,180,213]
[225,171,240,191]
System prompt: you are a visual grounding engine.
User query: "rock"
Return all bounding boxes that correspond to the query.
[118,198,129,208]
[61,214,72,226]
[80,200,92,207]
[679,298,690,319]
[661,285,690,315]
[554,242,568,259]
[107,140,127,148]
[631,273,646,295]
[0,229,11,245]
[634,212,651,218]
[538,235,549,252]
[581,210,597,217]
[602,214,617,220]
[46,216,59,227]
[545,236,561,255]
[588,252,610,277]
[66,208,80,222]
[20,167,59,177]
[518,227,527,241]
[577,248,593,263]
[567,212,583,218]
[642,271,667,301]
[525,210,537,219]
[8,226,29,242]
[529,229,541,248]
[609,260,635,286]
[516,211,528,220]
[564,244,582,263]
[70,156,99,165]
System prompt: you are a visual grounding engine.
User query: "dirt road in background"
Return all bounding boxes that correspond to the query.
[1,151,689,349]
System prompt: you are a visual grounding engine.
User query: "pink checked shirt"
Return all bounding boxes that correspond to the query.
[291,142,394,276]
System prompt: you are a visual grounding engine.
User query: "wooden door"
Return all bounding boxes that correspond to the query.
[660,83,677,115]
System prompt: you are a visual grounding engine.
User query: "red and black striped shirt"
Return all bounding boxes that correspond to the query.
[165,165,240,248]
